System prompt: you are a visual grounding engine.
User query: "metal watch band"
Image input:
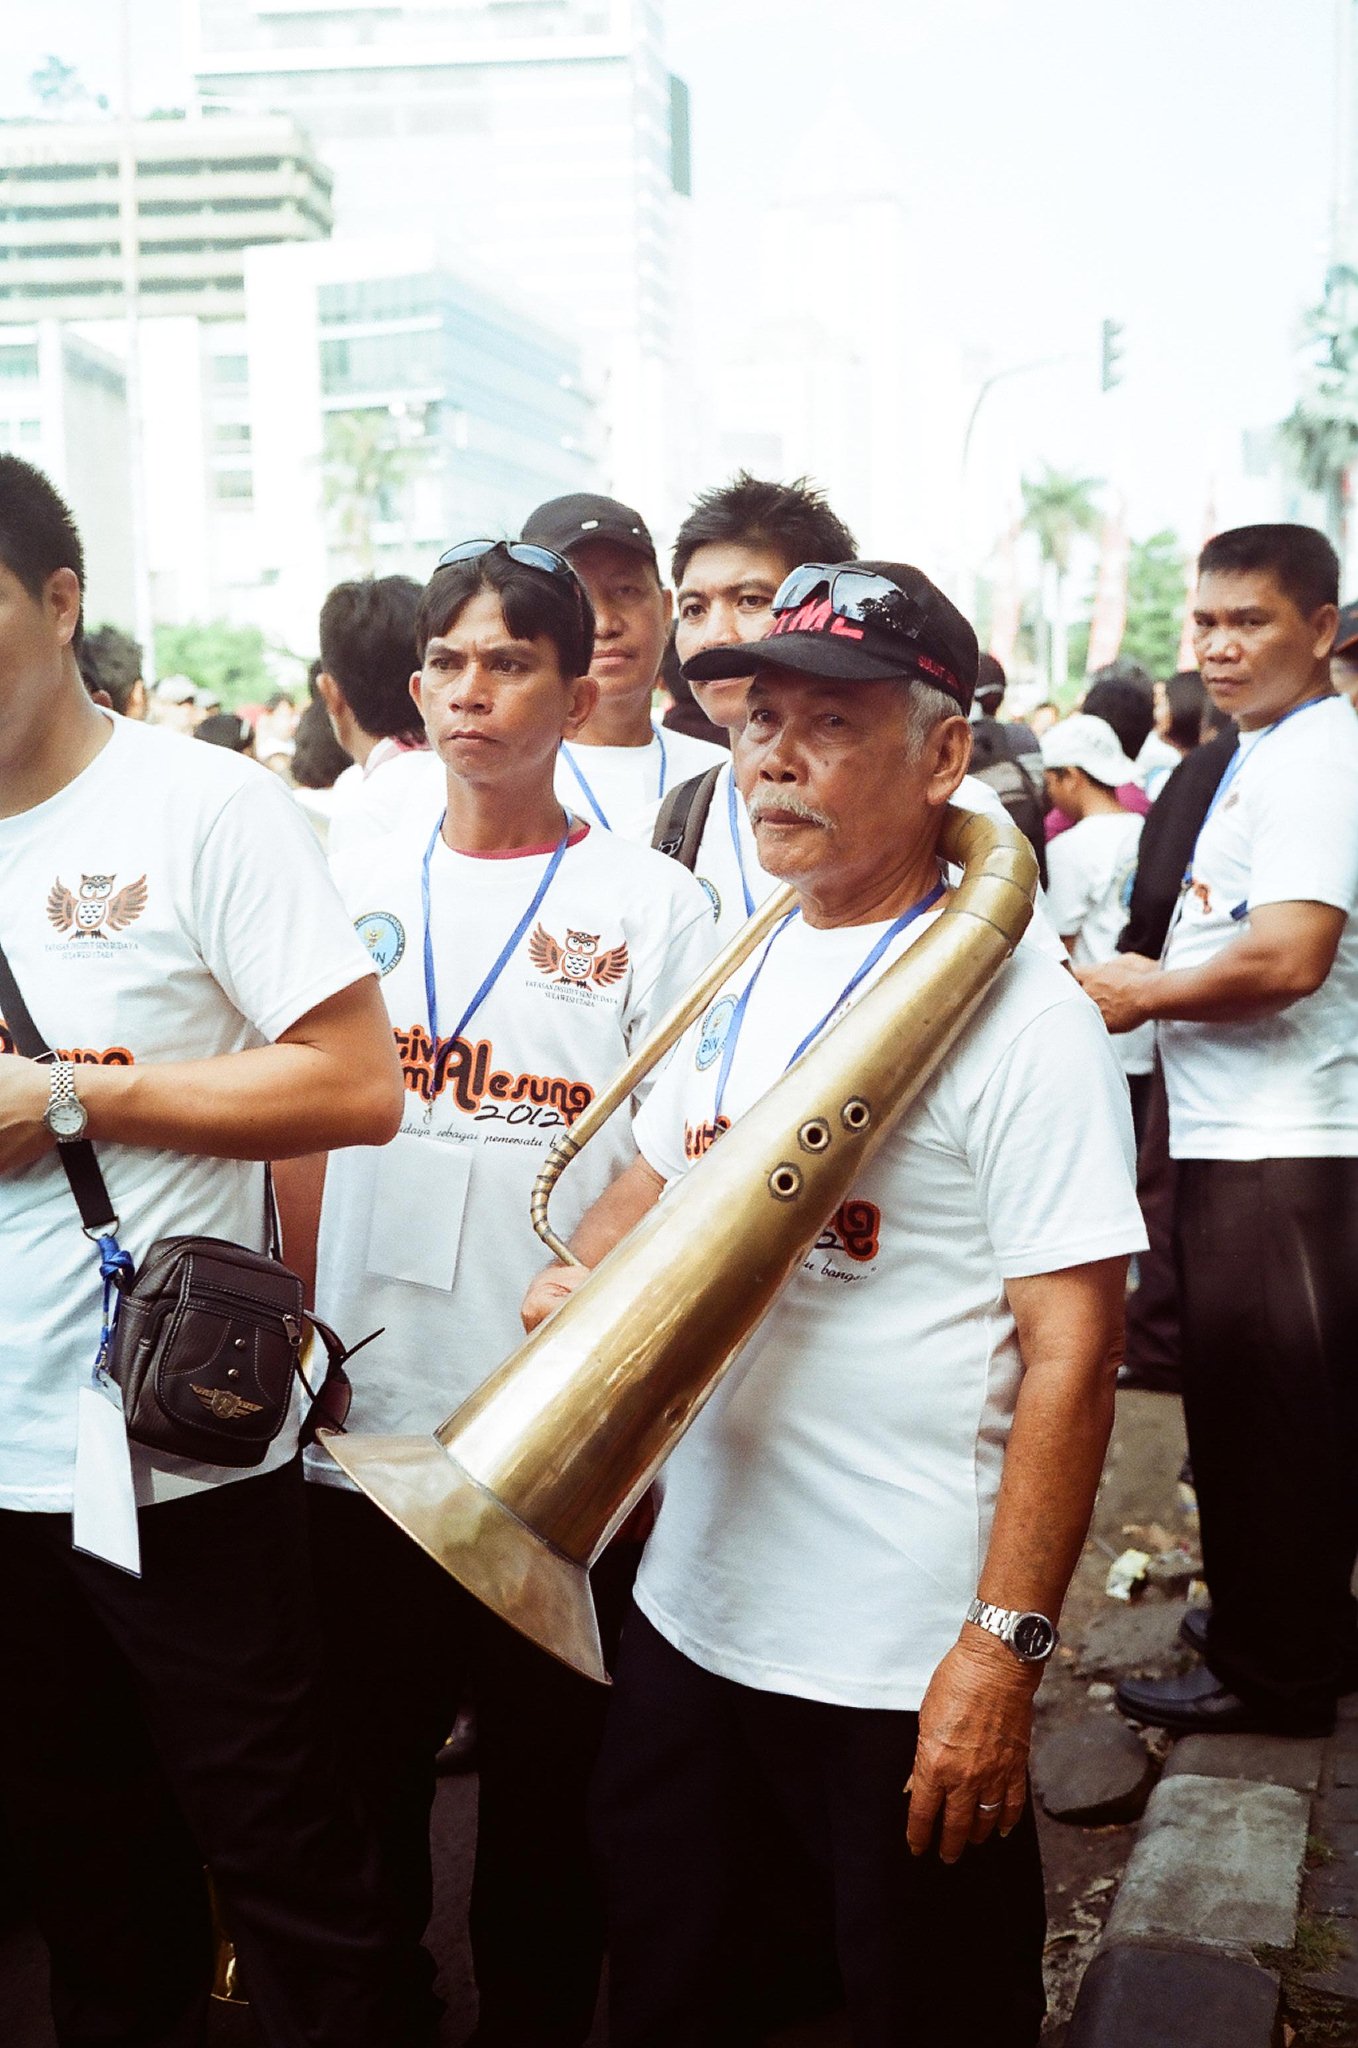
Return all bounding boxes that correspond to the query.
[965,1596,1058,1662]
[45,1059,88,1141]
[967,1597,1015,1642]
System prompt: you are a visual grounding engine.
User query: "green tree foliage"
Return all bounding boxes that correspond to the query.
[1020,466,1103,695]
[1279,265,1358,547]
[322,409,429,574]
[154,620,274,710]
[1122,530,1189,678]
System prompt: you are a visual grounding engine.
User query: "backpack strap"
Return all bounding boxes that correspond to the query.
[652,763,723,872]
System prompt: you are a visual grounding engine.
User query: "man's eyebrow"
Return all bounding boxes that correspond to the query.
[676,578,779,603]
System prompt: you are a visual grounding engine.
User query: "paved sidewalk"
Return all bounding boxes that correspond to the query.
[1069,1701,1358,2046]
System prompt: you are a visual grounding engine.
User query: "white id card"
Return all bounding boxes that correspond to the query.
[73,1374,142,1577]
[365,1132,472,1290]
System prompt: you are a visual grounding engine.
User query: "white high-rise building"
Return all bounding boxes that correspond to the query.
[192,0,691,524]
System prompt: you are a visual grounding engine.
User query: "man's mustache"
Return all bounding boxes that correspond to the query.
[746,790,834,831]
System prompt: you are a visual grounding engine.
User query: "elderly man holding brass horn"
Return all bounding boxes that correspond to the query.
[518,562,1148,2048]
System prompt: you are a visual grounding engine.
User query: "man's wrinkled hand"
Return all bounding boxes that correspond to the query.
[0,1055,56,1174]
[520,1260,591,1333]
[905,1635,1037,1863]
[1075,953,1159,1035]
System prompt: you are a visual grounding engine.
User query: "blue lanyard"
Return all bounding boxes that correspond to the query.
[1184,692,1333,901]
[725,765,757,921]
[420,814,571,1075]
[712,877,947,1125]
[560,725,669,831]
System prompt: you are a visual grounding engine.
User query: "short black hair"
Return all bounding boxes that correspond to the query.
[0,454,84,646]
[1084,669,1155,759]
[79,624,143,714]
[1164,669,1208,751]
[292,694,352,789]
[194,713,254,753]
[319,575,424,742]
[975,653,1006,707]
[414,543,594,680]
[671,473,858,589]
[1198,524,1340,616]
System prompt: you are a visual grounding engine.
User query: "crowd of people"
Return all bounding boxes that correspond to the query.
[1,444,1355,2048]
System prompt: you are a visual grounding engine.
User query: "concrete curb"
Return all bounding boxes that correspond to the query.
[1067,1735,1321,2048]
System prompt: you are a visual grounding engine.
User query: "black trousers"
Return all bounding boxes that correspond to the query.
[307,1482,638,2048]
[0,1459,400,2048]
[593,1607,1047,2048]
[1176,1156,1358,1725]
[1123,1059,1181,1387]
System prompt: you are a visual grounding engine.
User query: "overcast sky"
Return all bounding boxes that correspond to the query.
[4,0,1341,548]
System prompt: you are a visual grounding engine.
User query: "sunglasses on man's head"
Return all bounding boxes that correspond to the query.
[772,563,930,645]
[433,538,594,644]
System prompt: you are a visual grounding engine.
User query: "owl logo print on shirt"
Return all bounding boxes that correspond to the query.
[528,923,628,988]
[47,873,148,939]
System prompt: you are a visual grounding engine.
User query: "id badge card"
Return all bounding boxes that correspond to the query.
[73,1371,142,1576]
[366,1131,472,1290]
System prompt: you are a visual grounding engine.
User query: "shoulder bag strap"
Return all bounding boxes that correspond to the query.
[652,763,722,870]
[0,932,120,1238]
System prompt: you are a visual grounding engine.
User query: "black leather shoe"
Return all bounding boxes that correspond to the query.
[1180,1604,1209,1656]
[434,1703,478,1775]
[1115,1662,1334,1737]
[1116,1363,1181,1394]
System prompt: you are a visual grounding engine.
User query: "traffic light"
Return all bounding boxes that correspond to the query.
[1100,318,1124,392]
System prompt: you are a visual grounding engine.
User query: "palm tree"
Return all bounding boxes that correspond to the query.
[1020,466,1103,698]
[322,409,430,575]
[1278,265,1358,554]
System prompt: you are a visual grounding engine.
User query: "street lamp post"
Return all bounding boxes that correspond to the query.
[118,0,156,679]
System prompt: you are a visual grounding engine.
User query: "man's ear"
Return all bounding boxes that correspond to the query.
[316,669,345,720]
[926,713,973,805]
[46,567,81,649]
[563,672,599,738]
[408,668,426,721]
[1313,602,1341,662]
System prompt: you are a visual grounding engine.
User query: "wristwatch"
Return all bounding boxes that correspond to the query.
[966,1597,1059,1664]
[43,1059,89,1143]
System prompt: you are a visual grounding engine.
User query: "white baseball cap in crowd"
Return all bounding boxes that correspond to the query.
[1039,713,1139,788]
[153,674,198,706]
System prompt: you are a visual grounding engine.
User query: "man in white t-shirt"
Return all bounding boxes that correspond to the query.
[523,562,1145,2047]
[1083,523,1358,1739]
[1041,712,1155,1131]
[0,456,410,2045]
[277,539,716,2047]
[519,493,727,840]
[315,574,445,861]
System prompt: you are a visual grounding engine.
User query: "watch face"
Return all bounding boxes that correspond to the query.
[49,1100,86,1138]
[1012,1612,1057,1661]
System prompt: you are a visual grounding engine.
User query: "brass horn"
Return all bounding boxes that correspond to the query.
[324,805,1037,1682]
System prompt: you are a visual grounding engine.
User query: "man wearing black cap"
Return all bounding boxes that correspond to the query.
[1331,599,1358,709]
[521,493,727,838]
[522,562,1145,2047]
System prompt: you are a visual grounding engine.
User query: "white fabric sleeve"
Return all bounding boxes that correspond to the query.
[631,1032,698,1185]
[1042,833,1094,942]
[964,990,1147,1279]
[191,769,375,1041]
[1244,752,1358,915]
[622,871,720,1105]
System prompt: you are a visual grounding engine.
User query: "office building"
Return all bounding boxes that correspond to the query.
[0,320,134,627]
[192,0,690,520]
[0,112,332,323]
[244,235,600,646]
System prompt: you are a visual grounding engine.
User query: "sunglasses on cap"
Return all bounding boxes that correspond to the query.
[434,538,594,643]
[772,563,933,644]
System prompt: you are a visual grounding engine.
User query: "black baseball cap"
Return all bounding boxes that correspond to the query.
[1334,601,1358,655]
[682,559,978,714]
[521,493,658,571]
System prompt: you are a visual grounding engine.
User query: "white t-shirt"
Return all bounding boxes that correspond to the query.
[326,743,445,864]
[0,717,376,1512]
[1044,812,1154,1078]
[308,821,717,1473]
[555,724,728,844]
[1136,731,1183,802]
[688,760,1069,963]
[1160,693,1358,1160]
[629,907,1144,1710]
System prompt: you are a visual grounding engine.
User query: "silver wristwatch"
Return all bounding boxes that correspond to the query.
[43,1059,89,1143]
[966,1596,1059,1664]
